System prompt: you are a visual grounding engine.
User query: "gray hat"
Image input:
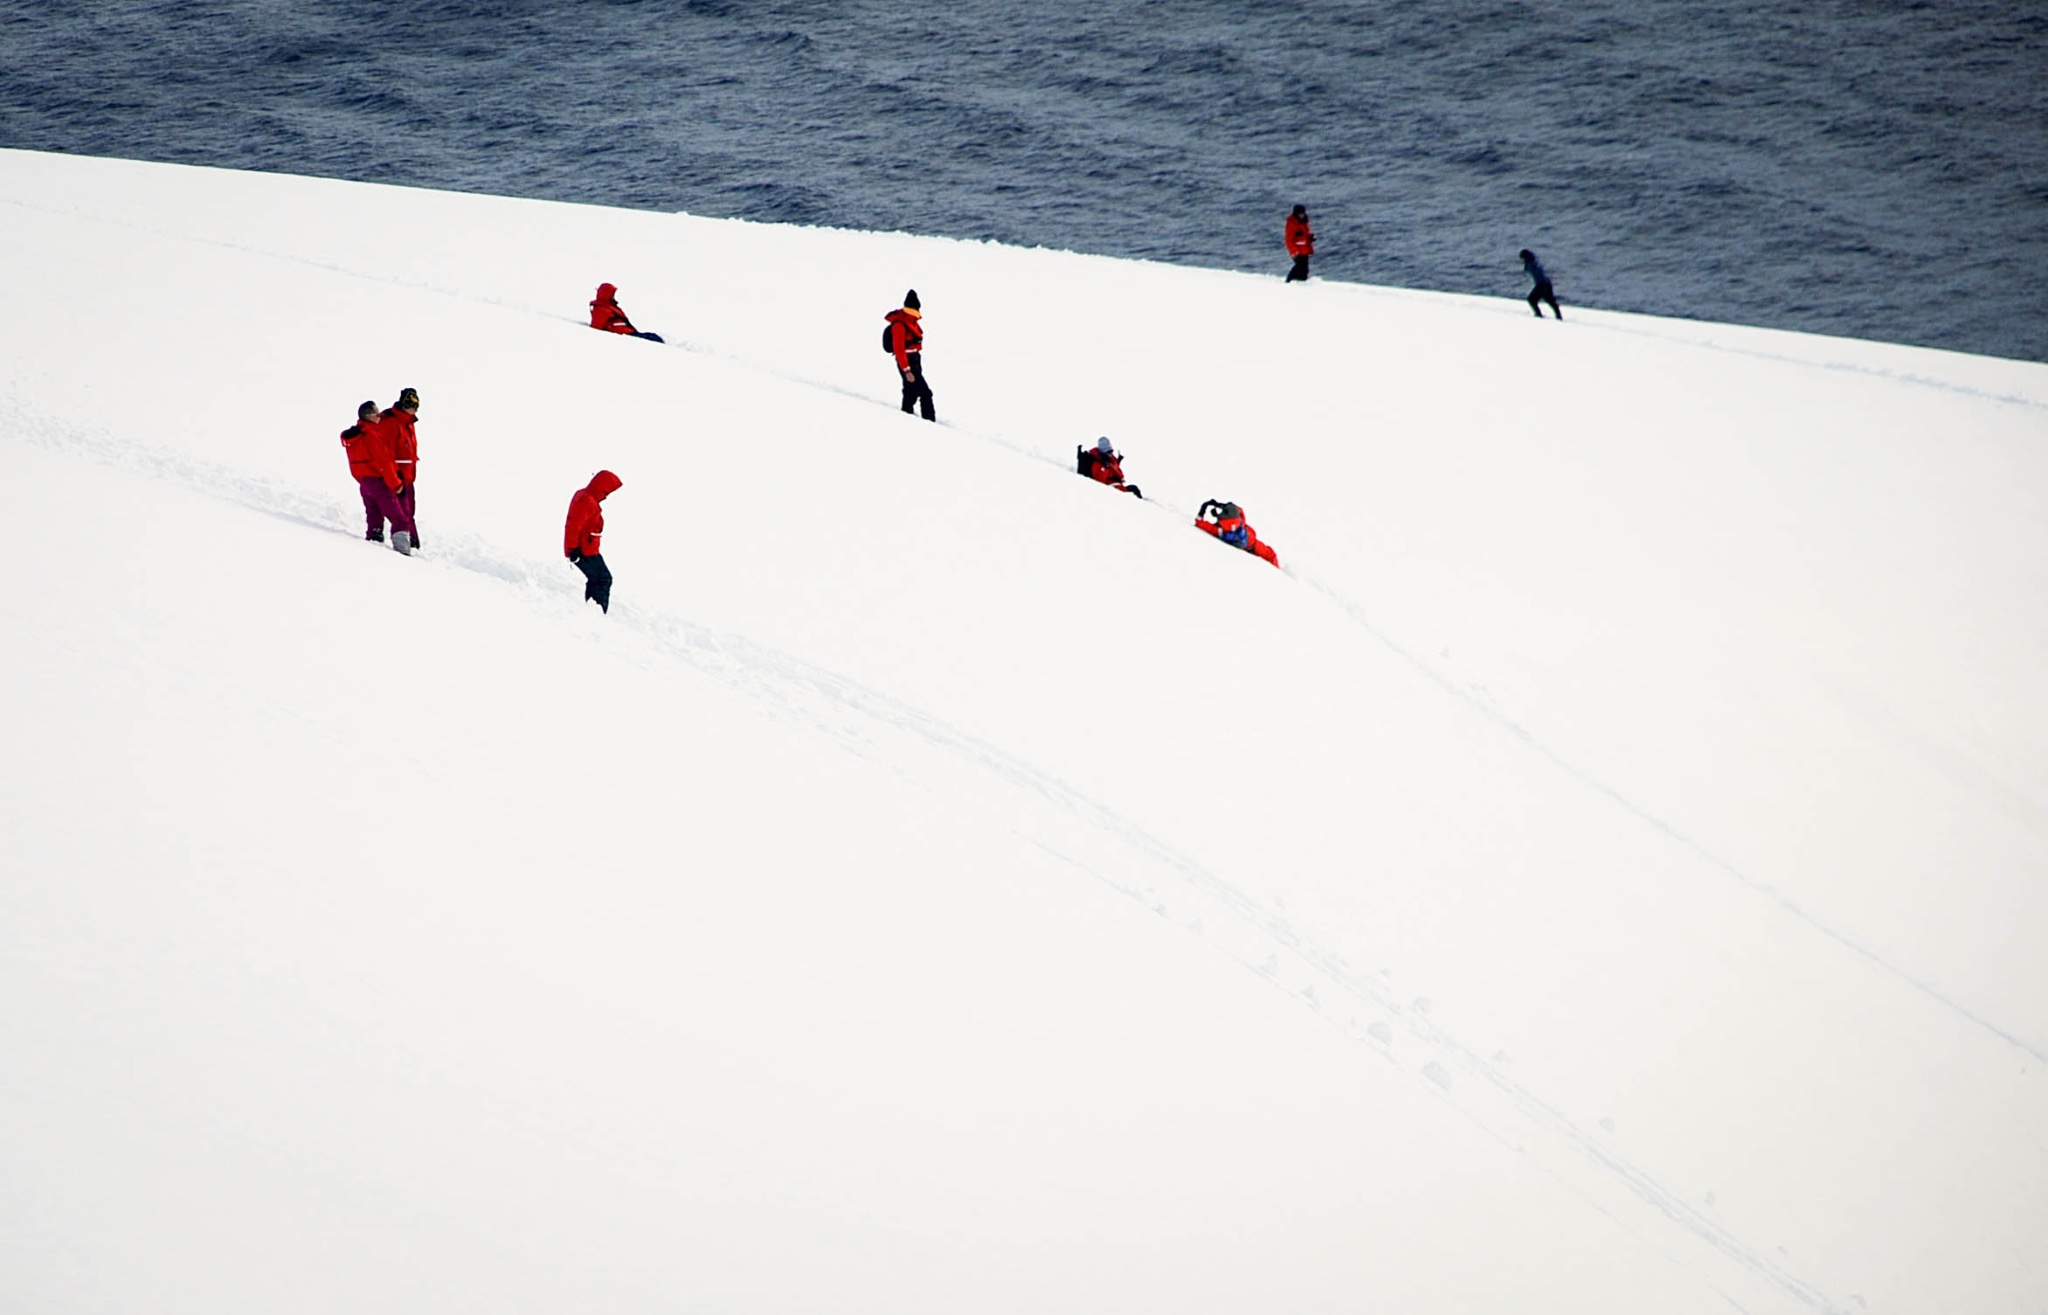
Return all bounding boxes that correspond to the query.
[1095,436,1114,453]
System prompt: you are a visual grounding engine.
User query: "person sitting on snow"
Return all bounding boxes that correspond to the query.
[1076,436,1142,498]
[588,283,663,342]
[1195,498,1280,568]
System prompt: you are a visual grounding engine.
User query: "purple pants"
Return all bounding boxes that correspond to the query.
[358,477,418,541]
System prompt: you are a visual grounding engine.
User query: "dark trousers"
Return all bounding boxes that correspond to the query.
[1286,254,1311,282]
[1528,281,1561,319]
[573,553,613,612]
[900,353,936,421]
[358,477,417,541]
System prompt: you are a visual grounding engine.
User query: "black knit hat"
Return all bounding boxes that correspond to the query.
[397,387,420,410]
[904,289,920,310]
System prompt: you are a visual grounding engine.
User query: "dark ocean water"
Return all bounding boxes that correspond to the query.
[4,1,2045,361]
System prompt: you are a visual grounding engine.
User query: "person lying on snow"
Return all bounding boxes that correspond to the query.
[1195,498,1279,567]
[1076,436,1142,498]
[588,283,664,342]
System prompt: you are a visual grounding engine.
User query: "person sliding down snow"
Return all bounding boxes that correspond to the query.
[588,284,664,342]
[339,399,417,555]
[564,469,624,613]
[1195,498,1280,568]
[1076,436,1142,498]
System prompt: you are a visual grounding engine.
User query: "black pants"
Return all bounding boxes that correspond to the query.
[574,553,613,612]
[1286,255,1310,282]
[1528,281,1561,318]
[900,353,936,421]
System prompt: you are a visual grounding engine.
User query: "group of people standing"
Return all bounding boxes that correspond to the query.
[341,228,1559,602]
[338,388,423,554]
[1280,205,1563,320]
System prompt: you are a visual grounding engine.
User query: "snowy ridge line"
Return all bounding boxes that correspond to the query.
[1572,312,2048,411]
[0,398,1829,1309]
[8,183,2042,421]
[1292,564,2048,1069]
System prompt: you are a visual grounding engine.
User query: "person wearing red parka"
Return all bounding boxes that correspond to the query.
[1076,436,1141,498]
[339,399,416,554]
[381,386,422,549]
[884,289,935,422]
[589,284,663,341]
[564,469,624,613]
[590,283,636,334]
[1284,204,1314,283]
[1195,498,1280,568]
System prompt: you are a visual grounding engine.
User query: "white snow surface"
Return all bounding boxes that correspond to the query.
[3,149,2047,1314]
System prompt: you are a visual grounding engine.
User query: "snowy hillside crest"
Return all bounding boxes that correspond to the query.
[4,149,2047,1315]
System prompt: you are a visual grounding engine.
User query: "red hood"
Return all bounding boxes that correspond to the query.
[594,283,618,302]
[585,470,623,500]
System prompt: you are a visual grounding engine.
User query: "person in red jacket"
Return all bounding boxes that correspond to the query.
[339,400,416,554]
[885,289,935,422]
[564,469,624,613]
[1195,498,1280,568]
[1284,204,1314,283]
[589,284,664,342]
[1076,436,1141,498]
[380,386,422,549]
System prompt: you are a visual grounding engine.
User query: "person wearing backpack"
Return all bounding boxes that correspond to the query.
[884,289,935,422]
[1284,205,1315,283]
[1195,498,1279,567]
[1076,436,1141,498]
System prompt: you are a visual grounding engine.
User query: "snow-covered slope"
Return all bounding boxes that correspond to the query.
[2,149,2045,1315]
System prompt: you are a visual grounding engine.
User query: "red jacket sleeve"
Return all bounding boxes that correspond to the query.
[565,490,605,557]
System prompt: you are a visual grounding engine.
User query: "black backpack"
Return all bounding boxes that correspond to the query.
[1076,445,1096,477]
[882,323,895,354]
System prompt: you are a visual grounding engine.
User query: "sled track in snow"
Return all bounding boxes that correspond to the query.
[9,393,1859,1315]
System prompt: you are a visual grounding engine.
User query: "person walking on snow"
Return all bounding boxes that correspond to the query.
[1285,205,1315,283]
[1076,436,1142,498]
[1520,249,1561,319]
[339,400,416,554]
[885,289,936,422]
[589,283,664,342]
[564,469,624,613]
[381,387,422,550]
[1195,498,1280,567]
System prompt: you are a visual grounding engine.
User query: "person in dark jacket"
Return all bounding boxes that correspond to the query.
[1076,436,1141,498]
[339,400,415,554]
[380,387,422,549]
[1520,249,1562,319]
[1285,205,1315,282]
[884,289,935,421]
[564,470,624,612]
